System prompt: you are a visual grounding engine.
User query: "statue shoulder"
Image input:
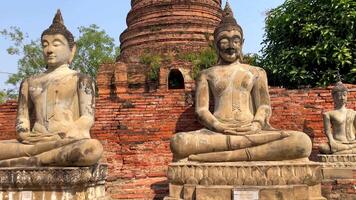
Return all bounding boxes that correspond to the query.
[20,74,43,86]
[19,77,30,85]
[26,72,47,82]
[244,64,267,76]
[76,73,95,93]
[196,68,213,80]
[76,73,95,84]
[347,109,356,115]
[323,110,333,118]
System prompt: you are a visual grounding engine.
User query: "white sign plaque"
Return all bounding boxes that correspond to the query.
[21,191,32,200]
[233,189,259,200]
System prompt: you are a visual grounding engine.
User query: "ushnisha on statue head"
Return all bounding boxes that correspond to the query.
[214,2,244,64]
[41,9,75,49]
[41,10,77,68]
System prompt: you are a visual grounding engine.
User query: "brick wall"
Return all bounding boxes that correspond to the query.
[0,84,355,199]
[322,179,356,200]
[0,100,17,140]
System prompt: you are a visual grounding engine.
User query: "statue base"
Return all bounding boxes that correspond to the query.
[164,161,326,200]
[0,164,108,200]
[318,154,356,199]
[318,154,356,179]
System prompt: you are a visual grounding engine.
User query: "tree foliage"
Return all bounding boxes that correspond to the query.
[1,27,45,86]
[71,24,120,79]
[262,0,356,88]
[243,53,262,67]
[178,46,218,79]
[139,53,162,81]
[0,89,17,103]
[1,24,119,87]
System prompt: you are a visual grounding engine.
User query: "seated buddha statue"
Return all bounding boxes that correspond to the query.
[0,10,103,167]
[319,82,356,154]
[170,3,312,162]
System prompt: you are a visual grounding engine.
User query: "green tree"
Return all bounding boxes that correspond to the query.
[179,46,218,79]
[1,27,45,86]
[0,89,17,103]
[71,24,120,79]
[0,91,5,104]
[262,0,356,88]
[1,24,119,87]
[243,53,262,66]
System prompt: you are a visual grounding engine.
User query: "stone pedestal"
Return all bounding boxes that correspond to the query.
[164,161,326,200]
[0,164,108,200]
[318,154,355,178]
[318,154,356,200]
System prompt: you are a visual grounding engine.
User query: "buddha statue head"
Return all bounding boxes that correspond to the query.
[214,2,244,64]
[41,10,76,68]
[332,81,348,108]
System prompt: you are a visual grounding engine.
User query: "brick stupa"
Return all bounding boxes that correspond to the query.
[120,0,222,60]
[99,0,222,90]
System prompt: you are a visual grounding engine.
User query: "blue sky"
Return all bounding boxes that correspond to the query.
[0,0,285,90]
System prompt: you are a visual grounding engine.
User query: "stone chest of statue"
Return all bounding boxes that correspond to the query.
[164,3,326,200]
[0,10,103,167]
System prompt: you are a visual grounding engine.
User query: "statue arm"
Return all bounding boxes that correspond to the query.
[62,74,95,139]
[353,110,356,139]
[323,112,338,149]
[251,68,272,129]
[354,110,356,133]
[16,78,33,141]
[70,74,96,139]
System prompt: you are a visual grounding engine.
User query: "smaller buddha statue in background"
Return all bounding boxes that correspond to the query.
[320,82,356,154]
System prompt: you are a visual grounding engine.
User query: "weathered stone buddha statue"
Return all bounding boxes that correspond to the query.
[170,4,312,162]
[319,82,356,155]
[0,10,103,167]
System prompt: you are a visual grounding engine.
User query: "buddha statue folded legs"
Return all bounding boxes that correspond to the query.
[0,138,103,167]
[171,129,311,162]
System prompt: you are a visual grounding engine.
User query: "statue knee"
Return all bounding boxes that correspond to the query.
[290,131,312,158]
[319,143,331,154]
[76,139,103,166]
[170,133,189,159]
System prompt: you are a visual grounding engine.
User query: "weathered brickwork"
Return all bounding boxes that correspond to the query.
[0,84,355,199]
[322,179,356,200]
[0,0,355,198]
[119,0,222,85]
[121,0,222,61]
[0,100,17,140]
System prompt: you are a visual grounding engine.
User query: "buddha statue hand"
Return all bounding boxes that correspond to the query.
[343,140,356,144]
[215,121,262,136]
[65,116,92,139]
[249,121,263,133]
[18,132,63,144]
[329,139,350,153]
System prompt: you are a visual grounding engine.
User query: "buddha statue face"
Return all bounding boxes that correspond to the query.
[333,90,347,107]
[41,34,76,68]
[332,82,348,108]
[216,30,243,63]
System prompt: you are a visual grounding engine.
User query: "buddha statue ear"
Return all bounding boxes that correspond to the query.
[69,43,77,64]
